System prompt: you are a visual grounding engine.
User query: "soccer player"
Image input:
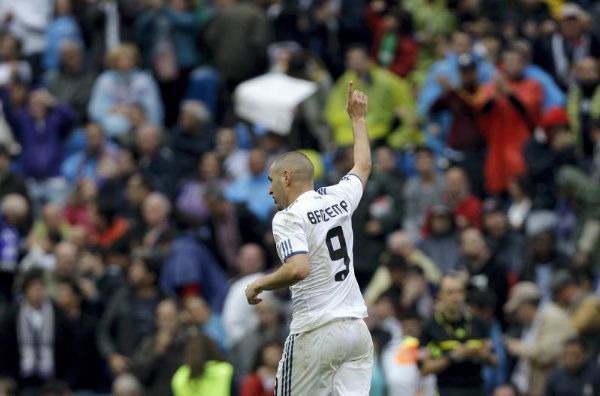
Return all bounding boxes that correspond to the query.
[245,82,373,395]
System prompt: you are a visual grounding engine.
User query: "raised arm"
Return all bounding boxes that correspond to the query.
[346,81,371,188]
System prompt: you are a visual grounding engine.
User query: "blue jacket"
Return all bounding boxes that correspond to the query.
[43,16,82,72]
[160,234,229,313]
[4,101,75,180]
[225,170,275,222]
[88,70,163,138]
[523,64,565,111]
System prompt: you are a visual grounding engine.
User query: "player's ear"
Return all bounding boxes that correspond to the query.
[283,170,292,186]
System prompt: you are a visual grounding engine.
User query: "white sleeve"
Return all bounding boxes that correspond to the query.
[272,210,309,263]
[317,173,363,214]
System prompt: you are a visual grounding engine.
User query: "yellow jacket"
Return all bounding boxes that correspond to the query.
[325,66,421,148]
[171,361,234,396]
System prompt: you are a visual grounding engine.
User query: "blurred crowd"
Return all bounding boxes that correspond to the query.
[0,0,598,395]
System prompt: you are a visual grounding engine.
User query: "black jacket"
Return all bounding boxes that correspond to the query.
[0,302,75,388]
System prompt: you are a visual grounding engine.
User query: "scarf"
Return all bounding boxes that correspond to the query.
[17,299,55,379]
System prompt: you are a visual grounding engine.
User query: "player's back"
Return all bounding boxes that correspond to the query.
[272,174,367,334]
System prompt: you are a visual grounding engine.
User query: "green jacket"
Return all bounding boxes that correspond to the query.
[566,86,600,155]
[557,166,600,221]
[171,361,234,396]
[325,66,422,148]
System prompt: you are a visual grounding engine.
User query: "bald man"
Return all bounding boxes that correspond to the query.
[246,82,373,396]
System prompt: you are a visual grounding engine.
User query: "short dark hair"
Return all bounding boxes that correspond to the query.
[414,145,434,156]
[136,251,163,280]
[20,268,45,292]
[56,277,82,299]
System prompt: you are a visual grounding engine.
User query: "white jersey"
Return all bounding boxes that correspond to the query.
[272,173,368,334]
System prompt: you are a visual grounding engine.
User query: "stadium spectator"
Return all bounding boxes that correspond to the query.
[544,337,600,396]
[550,270,600,356]
[324,44,419,148]
[134,123,175,197]
[225,148,274,222]
[175,151,227,227]
[429,54,486,197]
[364,5,418,78]
[568,56,600,160]
[88,43,163,139]
[478,47,542,195]
[54,277,105,392]
[0,193,29,301]
[420,273,495,396]
[157,230,229,313]
[503,282,576,396]
[507,175,533,232]
[0,33,32,85]
[418,30,494,154]
[45,40,94,124]
[520,229,570,299]
[171,334,234,396]
[482,199,525,275]
[182,294,226,350]
[138,192,172,248]
[61,123,118,184]
[169,100,215,182]
[419,204,460,274]
[203,187,266,269]
[444,167,482,230]
[89,197,130,249]
[402,146,445,241]
[365,231,440,305]
[457,228,510,321]
[0,144,28,202]
[215,126,250,181]
[467,289,509,394]
[134,0,200,126]
[97,252,164,375]
[524,107,577,210]
[0,269,74,391]
[130,298,187,396]
[556,166,600,268]
[2,89,75,213]
[229,297,288,378]
[239,340,282,396]
[222,244,269,347]
[43,0,82,73]
[533,3,600,89]
[204,0,271,90]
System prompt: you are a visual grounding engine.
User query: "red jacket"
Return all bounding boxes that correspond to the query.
[240,374,274,396]
[477,78,542,194]
[365,5,418,78]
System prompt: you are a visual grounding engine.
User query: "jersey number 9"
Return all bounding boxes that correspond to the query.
[326,226,350,282]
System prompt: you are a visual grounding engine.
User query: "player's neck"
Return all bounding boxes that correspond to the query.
[286,184,314,206]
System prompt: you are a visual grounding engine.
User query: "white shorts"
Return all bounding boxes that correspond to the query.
[275,317,373,396]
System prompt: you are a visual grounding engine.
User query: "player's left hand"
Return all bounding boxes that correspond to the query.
[245,282,263,305]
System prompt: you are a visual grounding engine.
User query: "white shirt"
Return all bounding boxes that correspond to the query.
[223,272,269,347]
[272,174,367,334]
